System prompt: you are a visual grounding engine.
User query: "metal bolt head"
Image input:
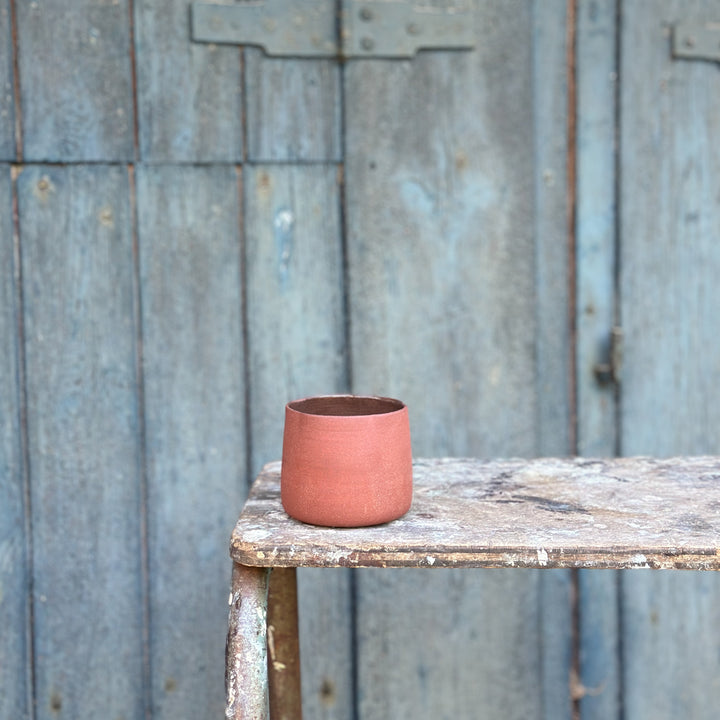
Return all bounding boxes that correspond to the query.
[359,7,373,21]
[684,35,695,48]
[406,22,421,36]
[37,178,49,191]
[361,36,374,51]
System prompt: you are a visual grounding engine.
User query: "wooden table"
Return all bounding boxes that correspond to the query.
[225,457,720,719]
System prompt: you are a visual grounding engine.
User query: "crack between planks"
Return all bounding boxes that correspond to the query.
[613,6,625,720]
[565,2,580,719]
[11,164,35,720]
[236,165,254,494]
[127,0,140,161]
[10,0,23,161]
[128,164,153,720]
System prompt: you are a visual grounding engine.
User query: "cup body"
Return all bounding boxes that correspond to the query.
[281,395,413,527]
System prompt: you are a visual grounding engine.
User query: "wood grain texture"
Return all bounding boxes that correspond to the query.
[0,166,29,719]
[619,2,720,718]
[18,165,144,720]
[136,165,246,720]
[16,0,133,161]
[575,3,621,719]
[0,2,15,159]
[244,165,352,720]
[532,6,574,715]
[233,457,720,570]
[576,0,618,457]
[344,1,570,717]
[135,0,243,162]
[245,47,341,162]
[533,0,571,458]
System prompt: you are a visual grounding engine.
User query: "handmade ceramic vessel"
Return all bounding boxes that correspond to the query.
[281,395,413,527]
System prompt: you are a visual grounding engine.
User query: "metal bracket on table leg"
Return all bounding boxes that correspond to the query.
[226,563,271,720]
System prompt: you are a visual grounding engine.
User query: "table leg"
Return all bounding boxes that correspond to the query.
[226,562,271,720]
[268,567,303,720]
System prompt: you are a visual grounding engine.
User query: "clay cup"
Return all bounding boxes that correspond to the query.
[281,395,413,527]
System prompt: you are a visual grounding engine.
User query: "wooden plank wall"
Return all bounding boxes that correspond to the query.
[574,2,720,720]
[1,0,719,718]
[345,2,572,717]
[618,2,720,718]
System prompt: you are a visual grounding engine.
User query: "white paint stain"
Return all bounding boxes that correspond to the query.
[243,529,271,542]
[630,554,650,568]
[426,555,436,566]
[537,548,549,567]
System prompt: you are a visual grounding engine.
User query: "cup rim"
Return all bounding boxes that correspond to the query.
[286,394,406,418]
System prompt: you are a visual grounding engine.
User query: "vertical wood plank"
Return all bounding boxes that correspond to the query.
[244,165,353,720]
[19,165,144,720]
[345,2,572,717]
[533,0,571,458]
[0,165,29,719]
[245,48,341,162]
[0,2,15,159]
[574,3,621,719]
[619,2,720,718]
[135,0,243,162]
[532,4,574,716]
[16,0,133,161]
[576,0,618,458]
[136,165,246,720]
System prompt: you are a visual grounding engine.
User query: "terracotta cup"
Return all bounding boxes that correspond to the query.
[281,395,413,527]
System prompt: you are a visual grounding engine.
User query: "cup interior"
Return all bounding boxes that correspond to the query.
[287,395,404,417]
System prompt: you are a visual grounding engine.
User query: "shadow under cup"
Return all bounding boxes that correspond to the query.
[280,395,413,527]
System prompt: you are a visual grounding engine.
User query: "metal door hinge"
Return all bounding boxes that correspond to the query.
[191,0,475,59]
[673,22,720,62]
[594,326,623,386]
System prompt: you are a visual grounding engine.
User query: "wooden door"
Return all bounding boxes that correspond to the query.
[577,2,720,719]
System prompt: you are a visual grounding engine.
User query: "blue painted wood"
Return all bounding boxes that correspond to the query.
[17,0,133,160]
[0,165,29,719]
[245,47,341,162]
[533,0,571,459]
[346,2,573,717]
[0,2,15,159]
[619,2,720,718]
[532,5,574,716]
[576,0,618,458]
[575,3,622,719]
[244,165,353,720]
[18,165,144,720]
[136,165,246,720]
[135,0,243,162]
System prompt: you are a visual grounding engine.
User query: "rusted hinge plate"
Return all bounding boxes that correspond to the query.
[191,0,475,59]
[673,22,720,62]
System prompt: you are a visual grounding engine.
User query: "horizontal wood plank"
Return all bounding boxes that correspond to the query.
[232,457,720,570]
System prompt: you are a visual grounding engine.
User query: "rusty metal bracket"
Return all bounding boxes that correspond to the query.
[672,22,720,62]
[594,326,623,386]
[191,0,475,59]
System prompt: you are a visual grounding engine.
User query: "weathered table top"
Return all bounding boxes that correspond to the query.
[231,457,720,570]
